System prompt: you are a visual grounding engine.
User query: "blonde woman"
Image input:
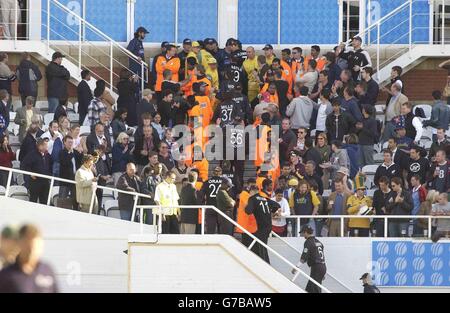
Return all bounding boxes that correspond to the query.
[417,190,438,237]
[58,116,71,137]
[112,132,134,184]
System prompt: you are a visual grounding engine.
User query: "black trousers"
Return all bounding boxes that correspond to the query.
[162,215,180,234]
[252,229,271,264]
[241,233,253,247]
[306,263,327,293]
[205,210,219,234]
[29,179,50,204]
[231,160,244,193]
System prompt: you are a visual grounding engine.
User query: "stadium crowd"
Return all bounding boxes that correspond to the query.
[0,26,449,242]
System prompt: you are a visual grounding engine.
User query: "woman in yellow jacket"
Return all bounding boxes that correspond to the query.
[346,174,373,237]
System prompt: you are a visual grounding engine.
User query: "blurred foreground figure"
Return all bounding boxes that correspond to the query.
[0,226,19,270]
[0,224,58,293]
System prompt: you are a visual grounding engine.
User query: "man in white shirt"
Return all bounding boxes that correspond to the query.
[271,188,291,236]
[40,120,62,155]
[154,170,180,234]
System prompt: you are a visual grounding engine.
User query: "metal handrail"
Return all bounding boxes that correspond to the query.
[134,204,331,293]
[49,0,147,67]
[269,230,355,293]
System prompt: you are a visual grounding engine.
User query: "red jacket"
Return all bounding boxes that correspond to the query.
[0,148,15,168]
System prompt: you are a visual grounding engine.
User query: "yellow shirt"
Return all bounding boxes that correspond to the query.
[266,55,275,66]
[289,190,320,209]
[346,195,373,229]
[154,181,180,216]
[243,57,259,84]
[26,109,33,129]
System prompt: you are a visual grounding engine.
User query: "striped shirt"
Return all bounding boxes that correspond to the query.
[87,98,106,127]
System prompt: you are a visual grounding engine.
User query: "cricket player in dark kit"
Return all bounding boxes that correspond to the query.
[292,224,327,293]
[245,179,281,263]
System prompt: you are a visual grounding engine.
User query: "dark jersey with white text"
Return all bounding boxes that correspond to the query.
[245,192,281,233]
[301,236,326,267]
[201,176,223,205]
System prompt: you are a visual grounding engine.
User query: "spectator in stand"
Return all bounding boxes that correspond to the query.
[383,83,408,142]
[410,174,427,236]
[334,44,348,70]
[116,162,141,221]
[87,84,107,129]
[423,90,450,138]
[141,151,168,179]
[69,123,83,153]
[133,125,159,170]
[343,134,360,179]
[315,89,333,139]
[347,174,373,237]
[0,89,10,134]
[58,135,82,210]
[173,153,191,193]
[293,127,308,157]
[0,134,15,187]
[320,141,350,181]
[374,149,401,186]
[341,85,363,124]
[359,67,379,106]
[126,26,148,79]
[53,100,68,123]
[400,102,423,144]
[427,149,450,193]
[0,53,16,105]
[0,224,59,293]
[286,85,315,132]
[45,52,70,113]
[417,190,438,237]
[372,176,395,237]
[136,89,156,123]
[96,79,115,117]
[324,52,341,88]
[431,193,450,237]
[178,38,192,81]
[117,69,139,127]
[429,128,450,160]
[356,104,378,167]
[77,69,93,126]
[111,132,134,179]
[22,139,52,204]
[157,90,174,128]
[86,122,112,155]
[404,145,429,188]
[14,96,40,141]
[341,36,372,81]
[155,44,180,95]
[304,161,324,196]
[75,154,98,214]
[297,59,318,93]
[157,142,175,171]
[58,116,70,137]
[154,170,180,234]
[327,179,352,237]
[326,99,355,143]
[289,179,320,234]
[278,118,296,163]
[271,188,291,236]
[179,171,199,234]
[91,147,111,209]
[0,225,19,271]
[261,44,276,66]
[386,177,413,237]
[111,108,130,141]
[382,66,404,106]
[310,70,329,102]
[304,138,323,175]
[387,137,407,166]
[18,116,43,162]
[15,52,42,106]
[40,120,62,157]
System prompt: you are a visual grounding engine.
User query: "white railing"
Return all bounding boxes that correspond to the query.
[0,165,329,293]
[283,215,449,239]
[41,0,148,94]
[135,204,331,293]
[346,0,449,81]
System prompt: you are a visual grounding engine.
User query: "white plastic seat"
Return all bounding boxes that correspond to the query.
[44,113,55,125]
[361,165,379,175]
[79,125,91,136]
[68,112,79,123]
[9,112,16,120]
[36,101,49,111]
[8,185,29,200]
[103,199,118,215]
[0,185,6,195]
[12,160,20,169]
[12,100,22,112]
[8,135,20,146]
[107,208,121,219]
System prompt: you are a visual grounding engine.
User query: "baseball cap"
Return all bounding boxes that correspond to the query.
[206,56,217,64]
[263,44,274,50]
[299,224,314,234]
[288,178,299,187]
[204,38,215,45]
[213,166,222,173]
[192,41,200,48]
[352,36,362,42]
[222,177,234,188]
[161,41,170,48]
[136,26,149,34]
[359,273,370,280]
[183,38,192,45]
[226,38,237,47]
[290,150,300,157]
[52,51,65,60]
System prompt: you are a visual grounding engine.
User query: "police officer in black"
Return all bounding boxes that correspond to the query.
[292,224,327,293]
[360,272,381,293]
[245,179,281,264]
[200,166,224,234]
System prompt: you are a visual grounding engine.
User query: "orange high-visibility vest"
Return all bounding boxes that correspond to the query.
[304,55,326,73]
[235,190,257,234]
[280,60,293,95]
[254,124,271,168]
[155,55,180,92]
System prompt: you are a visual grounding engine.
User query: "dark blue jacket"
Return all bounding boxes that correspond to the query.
[22,150,52,178]
[326,62,342,89]
[343,143,360,179]
[127,37,145,75]
[341,97,363,123]
[112,143,134,173]
[16,59,42,97]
